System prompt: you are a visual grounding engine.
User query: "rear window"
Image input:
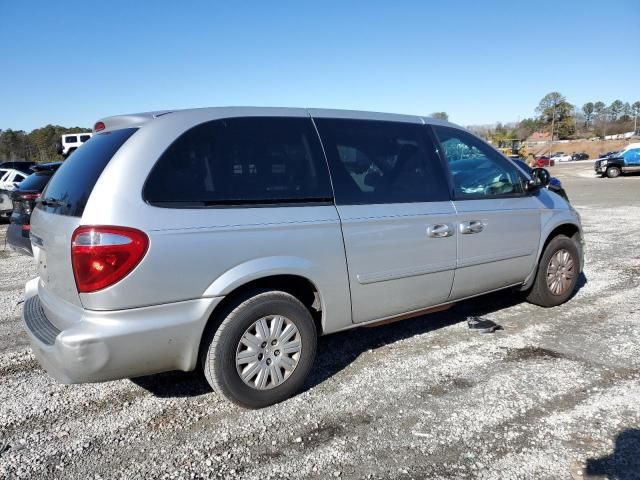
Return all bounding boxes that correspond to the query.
[18,172,55,192]
[143,117,333,206]
[39,128,136,217]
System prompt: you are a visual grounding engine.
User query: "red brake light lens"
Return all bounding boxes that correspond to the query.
[71,226,149,293]
[94,121,106,132]
[20,193,41,201]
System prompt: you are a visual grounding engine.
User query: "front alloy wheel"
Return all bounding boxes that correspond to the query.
[546,249,575,296]
[606,166,621,178]
[526,234,580,307]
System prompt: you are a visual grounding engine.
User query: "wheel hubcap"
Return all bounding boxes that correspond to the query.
[546,248,575,296]
[235,315,302,390]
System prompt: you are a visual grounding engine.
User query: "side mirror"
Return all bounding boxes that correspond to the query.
[531,167,551,187]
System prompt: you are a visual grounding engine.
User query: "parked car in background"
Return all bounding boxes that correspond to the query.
[7,162,62,255]
[22,107,584,409]
[0,168,28,191]
[571,152,589,161]
[552,153,573,162]
[512,159,569,201]
[0,190,13,220]
[1,168,29,219]
[534,156,555,168]
[0,161,36,174]
[595,143,640,178]
[59,132,93,157]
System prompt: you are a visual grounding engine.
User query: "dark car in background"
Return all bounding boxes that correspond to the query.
[7,162,61,256]
[572,152,589,161]
[595,144,640,178]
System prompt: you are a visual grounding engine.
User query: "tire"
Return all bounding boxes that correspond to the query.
[526,235,580,307]
[606,166,621,178]
[200,290,317,408]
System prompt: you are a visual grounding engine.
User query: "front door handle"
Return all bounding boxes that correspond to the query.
[427,223,454,238]
[460,220,484,234]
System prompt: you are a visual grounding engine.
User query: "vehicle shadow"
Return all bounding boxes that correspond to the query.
[307,287,535,392]
[131,369,212,398]
[132,273,587,399]
[583,429,640,479]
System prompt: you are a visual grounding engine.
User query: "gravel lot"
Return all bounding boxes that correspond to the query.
[1,163,639,480]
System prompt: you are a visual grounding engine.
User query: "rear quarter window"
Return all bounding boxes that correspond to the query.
[39,128,137,217]
[143,117,333,206]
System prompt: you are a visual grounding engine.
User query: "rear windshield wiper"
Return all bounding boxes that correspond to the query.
[37,197,70,208]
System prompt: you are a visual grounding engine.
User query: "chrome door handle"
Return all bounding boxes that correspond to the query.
[427,223,454,238]
[460,220,484,234]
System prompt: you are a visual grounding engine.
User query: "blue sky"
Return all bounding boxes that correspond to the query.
[1,0,638,131]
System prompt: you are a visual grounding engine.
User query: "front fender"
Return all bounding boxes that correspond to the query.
[521,204,584,290]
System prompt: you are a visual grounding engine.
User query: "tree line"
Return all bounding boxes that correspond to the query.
[0,125,90,163]
[470,93,640,144]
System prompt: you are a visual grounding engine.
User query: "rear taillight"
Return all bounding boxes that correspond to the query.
[94,121,105,132]
[20,193,41,201]
[71,226,149,293]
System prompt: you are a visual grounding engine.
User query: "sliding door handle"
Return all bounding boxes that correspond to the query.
[427,224,454,238]
[460,220,484,234]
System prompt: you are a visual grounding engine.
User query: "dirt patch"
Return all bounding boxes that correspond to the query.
[504,346,568,362]
[423,376,475,396]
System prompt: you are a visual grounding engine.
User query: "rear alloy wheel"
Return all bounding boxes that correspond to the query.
[201,290,317,408]
[606,166,621,178]
[526,235,580,307]
[235,315,302,390]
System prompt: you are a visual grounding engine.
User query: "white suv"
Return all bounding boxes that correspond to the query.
[60,133,93,157]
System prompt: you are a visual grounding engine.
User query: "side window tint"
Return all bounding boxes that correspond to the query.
[432,126,524,199]
[624,148,640,163]
[65,136,78,143]
[80,135,91,142]
[314,118,449,205]
[144,117,333,206]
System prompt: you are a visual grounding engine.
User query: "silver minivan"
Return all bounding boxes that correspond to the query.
[23,108,584,408]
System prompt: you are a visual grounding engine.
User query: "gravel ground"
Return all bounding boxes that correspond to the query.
[1,163,639,480]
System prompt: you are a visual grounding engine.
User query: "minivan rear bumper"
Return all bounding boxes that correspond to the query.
[22,279,222,384]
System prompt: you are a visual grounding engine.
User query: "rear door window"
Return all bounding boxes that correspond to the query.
[39,128,137,217]
[80,135,91,142]
[143,117,333,206]
[65,136,78,143]
[314,118,449,205]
